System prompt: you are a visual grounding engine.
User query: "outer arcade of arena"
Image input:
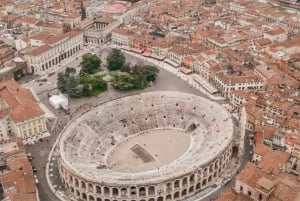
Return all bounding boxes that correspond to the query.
[56,92,243,201]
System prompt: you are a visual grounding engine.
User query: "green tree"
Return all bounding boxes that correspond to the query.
[57,72,67,93]
[131,68,147,89]
[112,72,134,90]
[94,77,108,90]
[136,65,159,82]
[81,84,91,96]
[107,49,126,71]
[65,67,76,75]
[80,53,101,74]
[120,64,131,73]
[66,77,81,98]
[13,69,24,80]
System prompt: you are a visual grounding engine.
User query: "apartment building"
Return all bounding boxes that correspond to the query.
[111,28,135,49]
[214,72,264,99]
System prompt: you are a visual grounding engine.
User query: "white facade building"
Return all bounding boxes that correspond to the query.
[214,72,264,99]
[23,30,83,75]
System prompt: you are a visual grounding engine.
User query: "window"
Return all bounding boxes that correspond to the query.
[240,186,243,192]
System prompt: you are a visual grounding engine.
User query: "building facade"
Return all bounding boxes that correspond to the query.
[23,30,83,75]
[0,80,47,142]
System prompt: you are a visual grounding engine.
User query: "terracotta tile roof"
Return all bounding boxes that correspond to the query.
[265,28,286,36]
[10,193,37,201]
[0,80,44,122]
[271,181,300,201]
[256,176,275,191]
[26,44,50,56]
[256,38,272,46]
[255,125,277,140]
[0,155,37,201]
[257,150,290,175]
[285,133,300,147]
[95,16,116,24]
[254,143,272,156]
[216,188,252,201]
[236,162,263,188]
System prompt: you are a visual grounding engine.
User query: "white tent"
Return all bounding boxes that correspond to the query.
[49,94,68,109]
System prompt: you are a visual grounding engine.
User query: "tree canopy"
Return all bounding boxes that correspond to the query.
[57,69,107,98]
[107,49,126,71]
[111,65,159,90]
[80,53,101,74]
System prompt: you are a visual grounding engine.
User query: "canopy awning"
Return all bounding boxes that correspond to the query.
[131,48,143,53]
[179,67,193,74]
[142,52,151,57]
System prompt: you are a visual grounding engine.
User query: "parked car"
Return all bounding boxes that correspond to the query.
[222,178,231,186]
[32,166,37,172]
[34,175,39,184]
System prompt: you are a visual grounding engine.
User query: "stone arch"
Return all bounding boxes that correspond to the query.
[75,178,79,187]
[88,183,93,192]
[70,186,74,193]
[190,174,195,184]
[96,198,102,201]
[209,164,214,173]
[174,191,180,199]
[215,160,219,169]
[148,186,155,195]
[82,192,87,200]
[181,189,187,197]
[112,187,119,196]
[166,182,172,192]
[89,195,95,201]
[182,177,188,187]
[96,185,101,194]
[196,182,201,190]
[174,180,180,189]
[166,194,172,200]
[189,186,194,194]
[121,188,127,196]
[204,167,208,175]
[139,187,146,197]
[197,169,202,177]
[202,179,207,187]
[208,175,213,183]
[104,187,110,195]
[81,181,86,189]
[104,199,110,201]
[69,175,73,183]
[149,198,155,201]
[76,190,80,196]
[157,196,163,201]
[130,186,137,196]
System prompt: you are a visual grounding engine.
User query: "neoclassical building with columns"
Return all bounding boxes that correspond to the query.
[22,30,83,75]
[57,91,235,201]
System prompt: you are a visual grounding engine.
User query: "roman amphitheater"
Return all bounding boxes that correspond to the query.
[57,91,234,201]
